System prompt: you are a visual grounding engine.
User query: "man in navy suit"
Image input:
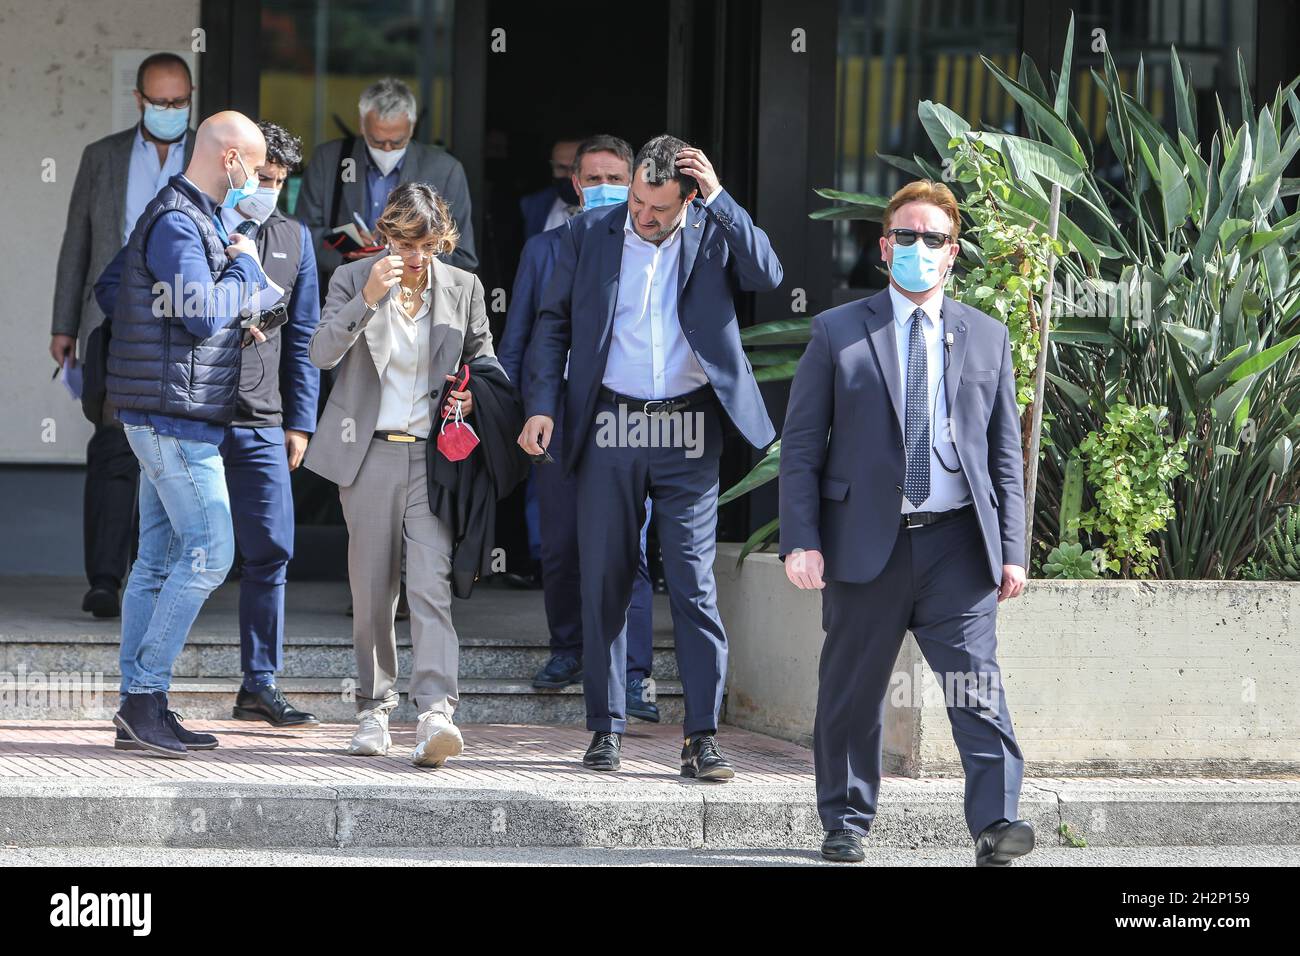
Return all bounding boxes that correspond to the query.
[519,134,782,778]
[778,180,1033,865]
[500,135,658,718]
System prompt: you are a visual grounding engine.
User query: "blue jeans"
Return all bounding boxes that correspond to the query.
[119,424,234,697]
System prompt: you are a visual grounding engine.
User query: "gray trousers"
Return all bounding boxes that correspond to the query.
[339,437,457,716]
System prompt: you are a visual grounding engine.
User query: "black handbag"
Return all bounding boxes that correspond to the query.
[80,318,110,426]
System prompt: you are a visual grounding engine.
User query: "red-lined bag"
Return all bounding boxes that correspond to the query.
[437,364,480,462]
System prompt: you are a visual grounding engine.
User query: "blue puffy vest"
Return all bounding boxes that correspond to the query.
[106,175,242,424]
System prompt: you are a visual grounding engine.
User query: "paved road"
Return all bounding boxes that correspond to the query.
[4,845,1298,866]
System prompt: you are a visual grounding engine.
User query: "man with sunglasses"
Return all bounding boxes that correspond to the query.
[50,51,196,621]
[778,180,1032,866]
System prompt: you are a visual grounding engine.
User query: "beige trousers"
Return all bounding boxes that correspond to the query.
[339,437,457,716]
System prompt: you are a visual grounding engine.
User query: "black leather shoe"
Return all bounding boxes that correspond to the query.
[626,678,660,723]
[82,585,120,619]
[232,685,319,727]
[115,709,218,750]
[532,654,582,689]
[975,819,1036,867]
[113,691,186,758]
[821,829,866,862]
[681,733,735,781]
[583,731,622,771]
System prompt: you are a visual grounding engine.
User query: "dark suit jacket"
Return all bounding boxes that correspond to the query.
[295,137,477,274]
[498,225,562,401]
[52,125,195,346]
[777,288,1026,587]
[520,184,560,241]
[523,189,782,474]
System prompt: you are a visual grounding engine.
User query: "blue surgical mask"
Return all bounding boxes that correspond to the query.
[582,183,629,209]
[236,186,279,224]
[142,103,189,142]
[221,151,258,209]
[889,240,948,293]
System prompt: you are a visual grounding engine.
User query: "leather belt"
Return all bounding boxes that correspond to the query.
[598,384,715,416]
[374,430,426,443]
[900,503,973,530]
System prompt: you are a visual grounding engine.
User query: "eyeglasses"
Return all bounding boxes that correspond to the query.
[389,240,442,259]
[138,92,193,109]
[887,228,952,250]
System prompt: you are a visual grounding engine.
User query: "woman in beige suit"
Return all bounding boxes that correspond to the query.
[304,183,495,766]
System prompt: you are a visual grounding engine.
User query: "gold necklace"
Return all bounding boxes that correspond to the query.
[399,270,427,315]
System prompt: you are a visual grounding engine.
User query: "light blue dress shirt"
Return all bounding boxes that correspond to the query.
[123,125,187,243]
[888,284,971,514]
[363,152,405,231]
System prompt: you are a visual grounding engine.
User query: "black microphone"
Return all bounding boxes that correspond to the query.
[234,220,258,238]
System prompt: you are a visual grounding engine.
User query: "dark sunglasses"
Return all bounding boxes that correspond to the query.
[887,228,952,249]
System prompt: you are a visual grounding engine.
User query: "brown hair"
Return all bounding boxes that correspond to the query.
[882,179,961,240]
[375,182,459,254]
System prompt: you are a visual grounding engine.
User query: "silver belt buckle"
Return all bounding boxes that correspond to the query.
[643,399,676,415]
[904,512,924,530]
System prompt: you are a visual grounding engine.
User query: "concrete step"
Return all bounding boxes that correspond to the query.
[1,677,690,724]
[0,633,682,682]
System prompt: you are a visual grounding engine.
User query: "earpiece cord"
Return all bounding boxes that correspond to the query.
[929,312,961,475]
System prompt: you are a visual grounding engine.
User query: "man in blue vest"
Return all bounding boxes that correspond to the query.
[106,111,268,758]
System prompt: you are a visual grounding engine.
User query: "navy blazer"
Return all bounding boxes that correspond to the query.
[498,225,563,402]
[524,189,782,474]
[778,289,1026,587]
[520,185,560,241]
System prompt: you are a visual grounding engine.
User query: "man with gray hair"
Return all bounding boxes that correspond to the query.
[297,76,476,287]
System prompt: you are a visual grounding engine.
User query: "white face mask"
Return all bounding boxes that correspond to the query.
[236,186,280,224]
[368,144,407,176]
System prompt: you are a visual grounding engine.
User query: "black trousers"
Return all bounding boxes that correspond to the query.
[84,423,139,590]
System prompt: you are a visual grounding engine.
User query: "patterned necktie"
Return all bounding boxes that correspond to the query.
[903,308,930,508]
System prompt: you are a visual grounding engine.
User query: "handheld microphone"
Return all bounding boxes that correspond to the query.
[234,220,258,238]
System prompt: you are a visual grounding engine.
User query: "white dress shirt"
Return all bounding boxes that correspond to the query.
[602,197,721,400]
[889,284,971,514]
[372,267,434,437]
[542,195,573,232]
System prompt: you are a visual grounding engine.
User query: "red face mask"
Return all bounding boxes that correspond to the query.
[437,365,479,462]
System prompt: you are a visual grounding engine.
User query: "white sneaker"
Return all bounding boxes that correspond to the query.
[348,707,391,756]
[411,710,463,768]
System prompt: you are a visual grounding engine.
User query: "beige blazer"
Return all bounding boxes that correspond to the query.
[304,252,497,488]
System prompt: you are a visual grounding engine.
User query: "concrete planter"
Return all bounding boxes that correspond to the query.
[715,545,1300,776]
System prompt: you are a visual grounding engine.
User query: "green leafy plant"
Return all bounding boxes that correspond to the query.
[1058,823,1088,848]
[1076,403,1189,576]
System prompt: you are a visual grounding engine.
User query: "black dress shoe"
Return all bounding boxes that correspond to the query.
[82,585,120,619]
[626,678,660,723]
[821,829,865,862]
[974,819,1036,867]
[113,691,186,758]
[583,731,622,771]
[532,654,582,689]
[231,685,319,727]
[680,733,735,781]
[115,710,218,751]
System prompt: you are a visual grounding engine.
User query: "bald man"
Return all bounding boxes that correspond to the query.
[106,111,271,758]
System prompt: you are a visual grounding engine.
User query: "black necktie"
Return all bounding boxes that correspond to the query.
[903,308,930,508]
